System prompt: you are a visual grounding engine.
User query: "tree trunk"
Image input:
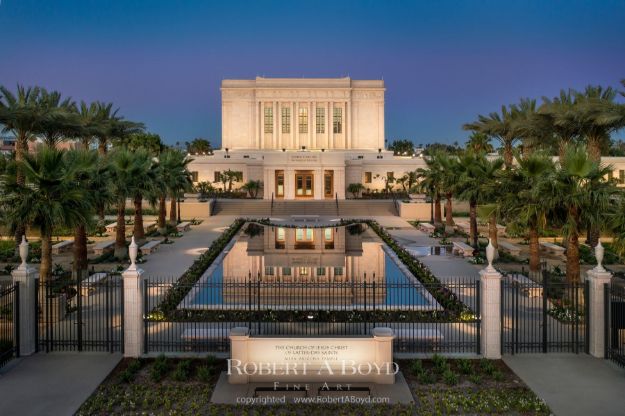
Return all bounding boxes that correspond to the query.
[114,202,127,259]
[98,139,107,155]
[488,212,499,258]
[73,224,88,276]
[133,194,145,243]
[169,197,177,224]
[587,137,602,162]
[14,134,27,248]
[444,193,454,233]
[566,207,581,284]
[469,199,478,248]
[434,193,442,225]
[39,229,52,282]
[158,196,167,234]
[503,141,513,169]
[528,226,541,273]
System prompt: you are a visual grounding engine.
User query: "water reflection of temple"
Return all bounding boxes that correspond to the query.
[221,225,387,306]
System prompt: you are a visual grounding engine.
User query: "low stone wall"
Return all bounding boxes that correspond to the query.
[398,202,430,220]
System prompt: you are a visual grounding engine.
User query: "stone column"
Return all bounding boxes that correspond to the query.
[277,102,282,149]
[328,101,333,149]
[586,241,612,358]
[255,101,260,149]
[123,237,145,357]
[479,240,502,359]
[293,102,299,150]
[314,167,323,200]
[372,327,395,384]
[312,102,317,149]
[11,236,38,356]
[346,100,351,149]
[229,327,250,384]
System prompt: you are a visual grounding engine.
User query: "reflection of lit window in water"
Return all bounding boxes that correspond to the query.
[298,267,309,275]
[324,227,334,249]
[275,227,286,249]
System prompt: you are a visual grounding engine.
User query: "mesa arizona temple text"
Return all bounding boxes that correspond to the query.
[187,77,625,199]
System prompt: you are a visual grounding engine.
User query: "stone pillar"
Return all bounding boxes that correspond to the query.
[346,100,351,149]
[312,102,317,149]
[479,240,502,359]
[328,101,333,149]
[277,102,282,149]
[11,236,38,356]
[372,327,395,384]
[123,237,145,357]
[586,241,612,358]
[228,327,250,384]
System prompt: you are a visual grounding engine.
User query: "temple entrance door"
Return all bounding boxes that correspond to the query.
[295,171,314,198]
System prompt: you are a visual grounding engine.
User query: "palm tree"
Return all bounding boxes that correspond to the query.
[223,169,243,192]
[543,145,616,283]
[416,154,444,224]
[456,151,504,248]
[510,98,550,157]
[63,149,109,275]
[35,89,79,148]
[538,89,581,159]
[1,148,90,280]
[499,153,556,273]
[92,102,144,155]
[0,85,44,245]
[129,148,157,243]
[107,148,152,259]
[463,104,523,168]
[465,132,494,154]
[347,183,365,198]
[574,86,624,162]
[242,180,262,198]
[436,153,460,232]
[156,149,192,228]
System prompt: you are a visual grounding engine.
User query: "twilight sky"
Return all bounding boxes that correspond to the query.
[1,0,624,147]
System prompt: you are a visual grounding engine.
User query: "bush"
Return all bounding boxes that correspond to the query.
[480,359,496,376]
[469,373,482,384]
[410,359,423,375]
[119,359,143,383]
[172,359,192,382]
[457,358,474,375]
[150,355,170,382]
[442,369,458,386]
[417,369,436,385]
[492,370,505,382]
[196,365,214,383]
[432,354,448,374]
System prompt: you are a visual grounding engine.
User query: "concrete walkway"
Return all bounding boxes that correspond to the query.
[140,215,236,280]
[0,353,121,416]
[504,354,625,416]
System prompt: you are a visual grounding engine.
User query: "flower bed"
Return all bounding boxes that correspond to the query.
[78,357,550,415]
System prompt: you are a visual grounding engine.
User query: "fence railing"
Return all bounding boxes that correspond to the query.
[144,276,480,354]
[606,283,625,367]
[0,283,18,368]
[502,277,588,354]
[36,274,123,353]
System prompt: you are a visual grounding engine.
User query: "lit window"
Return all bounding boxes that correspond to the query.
[281,107,290,133]
[275,170,284,197]
[282,267,291,276]
[276,227,285,241]
[264,107,273,133]
[265,266,274,276]
[317,267,326,276]
[334,267,343,276]
[191,171,199,182]
[364,172,372,183]
[324,228,333,241]
[299,267,309,276]
[333,107,342,134]
[316,107,325,133]
[214,171,221,183]
[295,228,314,242]
[299,108,308,133]
[620,170,625,184]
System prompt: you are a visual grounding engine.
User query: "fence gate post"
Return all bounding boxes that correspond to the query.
[586,242,612,358]
[479,240,502,359]
[122,237,145,357]
[11,236,38,356]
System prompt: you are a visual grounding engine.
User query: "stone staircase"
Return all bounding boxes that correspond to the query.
[212,199,397,217]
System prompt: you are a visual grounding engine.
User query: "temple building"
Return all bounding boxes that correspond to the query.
[187,77,625,200]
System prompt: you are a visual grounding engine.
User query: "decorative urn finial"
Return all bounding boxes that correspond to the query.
[18,235,28,270]
[594,240,606,273]
[485,238,495,271]
[129,236,138,270]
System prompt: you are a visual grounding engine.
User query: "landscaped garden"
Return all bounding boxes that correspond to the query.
[77,356,550,415]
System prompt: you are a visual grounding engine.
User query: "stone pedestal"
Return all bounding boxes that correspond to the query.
[228,327,251,384]
[479,266,502,359]
[11,265,38,356]
[123,237,145,357]
[372,327,395,384]
[586,268,612,358]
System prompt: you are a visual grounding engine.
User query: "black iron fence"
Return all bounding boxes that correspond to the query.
[606,283,625,367]
[36,274,123,353]
[0,284,18,368]
[144,276,480,354]
[502,276,588,354]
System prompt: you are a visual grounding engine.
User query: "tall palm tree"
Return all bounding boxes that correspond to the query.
[465,131,494,154]
[436,152,460,232]
[0,85,44,245]
[35,89,79,148]
[130,148,157,243]
[107,148,152,259]
[92,102,144,155]
[1,148,90,280]
[156,149,192,230]
[463,104,522,168]
[510,98,550,157]
[543,145,615,283]
[538,89,581,159]
[416,154,444,225]
[63,149,109,275]
[499,153,556,273]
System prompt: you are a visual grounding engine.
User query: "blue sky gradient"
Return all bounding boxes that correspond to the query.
[1,0,624,146]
